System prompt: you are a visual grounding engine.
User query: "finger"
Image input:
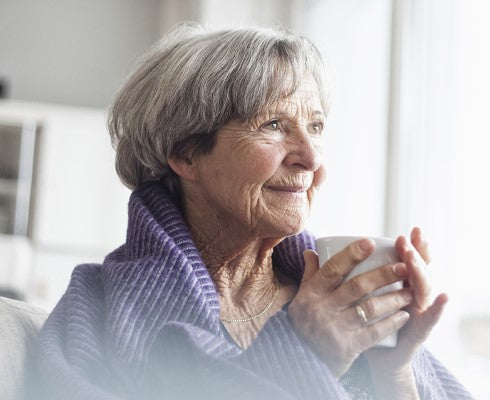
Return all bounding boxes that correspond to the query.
[344,289,413,329]
[410,227,431,264]
[404,249,431,310]
[302,250,319,285]
[332,262,407,306]
[395,235,409,259]
[355,311,410,352]
[318,238,375,291]
[420,293,448,332]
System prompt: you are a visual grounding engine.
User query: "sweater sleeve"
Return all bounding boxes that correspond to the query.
[339,354,376,400]
[412,347,474,400]
[340,348,474,400]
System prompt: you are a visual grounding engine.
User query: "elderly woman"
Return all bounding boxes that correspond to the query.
[33,26,472,400]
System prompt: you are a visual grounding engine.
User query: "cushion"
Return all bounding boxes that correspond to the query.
[0,297,49,400]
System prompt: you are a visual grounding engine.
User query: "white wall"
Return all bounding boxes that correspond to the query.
[0,0,160,108]
[157,0,303,32]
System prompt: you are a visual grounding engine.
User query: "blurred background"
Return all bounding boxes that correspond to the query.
[0,0,489,397]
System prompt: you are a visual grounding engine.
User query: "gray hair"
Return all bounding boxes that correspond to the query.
[108,24,330,201]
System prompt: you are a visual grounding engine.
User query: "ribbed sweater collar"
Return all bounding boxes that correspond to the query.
[100,181,312,369]
[35,180,474,400]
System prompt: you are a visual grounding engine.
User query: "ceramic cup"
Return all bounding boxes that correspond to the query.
[315,236,406,347]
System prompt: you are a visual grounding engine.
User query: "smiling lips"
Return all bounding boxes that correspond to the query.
[266,186,309,193]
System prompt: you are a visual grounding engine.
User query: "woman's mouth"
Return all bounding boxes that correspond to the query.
[265,186,308,194]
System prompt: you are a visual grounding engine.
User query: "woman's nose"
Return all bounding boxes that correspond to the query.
[283,129,323,171]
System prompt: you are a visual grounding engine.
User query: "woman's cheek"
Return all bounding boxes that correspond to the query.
[306,163,326,206]
[313,163,327,188]
[252,148,284,178]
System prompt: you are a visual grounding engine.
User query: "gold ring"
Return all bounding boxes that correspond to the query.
[355,304,368,325]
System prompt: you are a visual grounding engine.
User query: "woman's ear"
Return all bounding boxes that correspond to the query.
[167,156,198,181]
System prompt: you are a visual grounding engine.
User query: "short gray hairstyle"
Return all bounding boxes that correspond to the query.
[108,24,330,201]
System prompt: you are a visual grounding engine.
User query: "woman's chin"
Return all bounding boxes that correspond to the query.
[267,216,308,238]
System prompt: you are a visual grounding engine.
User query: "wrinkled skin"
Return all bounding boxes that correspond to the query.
[179,77,326,245]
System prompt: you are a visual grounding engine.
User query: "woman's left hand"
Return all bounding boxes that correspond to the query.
[364,227,448,398]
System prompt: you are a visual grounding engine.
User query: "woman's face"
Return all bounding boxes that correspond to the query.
[190,76,326,238]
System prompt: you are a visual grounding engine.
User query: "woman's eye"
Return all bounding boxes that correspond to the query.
[264,120,280,131]
[308,122,324,135]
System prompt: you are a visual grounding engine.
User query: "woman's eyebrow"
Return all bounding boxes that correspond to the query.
[264,110,325,119]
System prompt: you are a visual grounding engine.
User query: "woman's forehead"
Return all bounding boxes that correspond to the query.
[263,79,324,117]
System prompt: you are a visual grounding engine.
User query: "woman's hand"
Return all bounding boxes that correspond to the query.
[364,227,448,398]
[288,238,412,378]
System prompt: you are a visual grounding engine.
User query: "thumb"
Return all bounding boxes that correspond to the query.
[302,249,320,285]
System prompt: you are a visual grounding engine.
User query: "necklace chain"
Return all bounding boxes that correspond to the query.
[219,280,278,323]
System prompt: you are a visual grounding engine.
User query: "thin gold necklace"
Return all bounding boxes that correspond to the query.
[219,279,278,323]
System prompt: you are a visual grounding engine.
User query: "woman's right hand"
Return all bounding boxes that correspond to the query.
[287,239,412,378]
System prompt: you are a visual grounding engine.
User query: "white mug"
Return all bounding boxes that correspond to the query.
[315,236,405,347]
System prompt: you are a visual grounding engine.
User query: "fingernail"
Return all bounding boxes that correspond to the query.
[399,311,410,323]
[393,263,407,276]
[359,238,373,252]
[303,249,317,261]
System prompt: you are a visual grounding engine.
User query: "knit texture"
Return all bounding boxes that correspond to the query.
[34,181,473,399]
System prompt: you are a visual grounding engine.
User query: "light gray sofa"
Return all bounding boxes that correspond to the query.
[0,297,49,400]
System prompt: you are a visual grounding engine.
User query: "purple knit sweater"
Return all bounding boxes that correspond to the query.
[34,181,473,399]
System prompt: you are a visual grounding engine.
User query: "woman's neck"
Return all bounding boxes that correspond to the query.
[189,218,280,317]
[182,192,284,318]
[183,193,299,349]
